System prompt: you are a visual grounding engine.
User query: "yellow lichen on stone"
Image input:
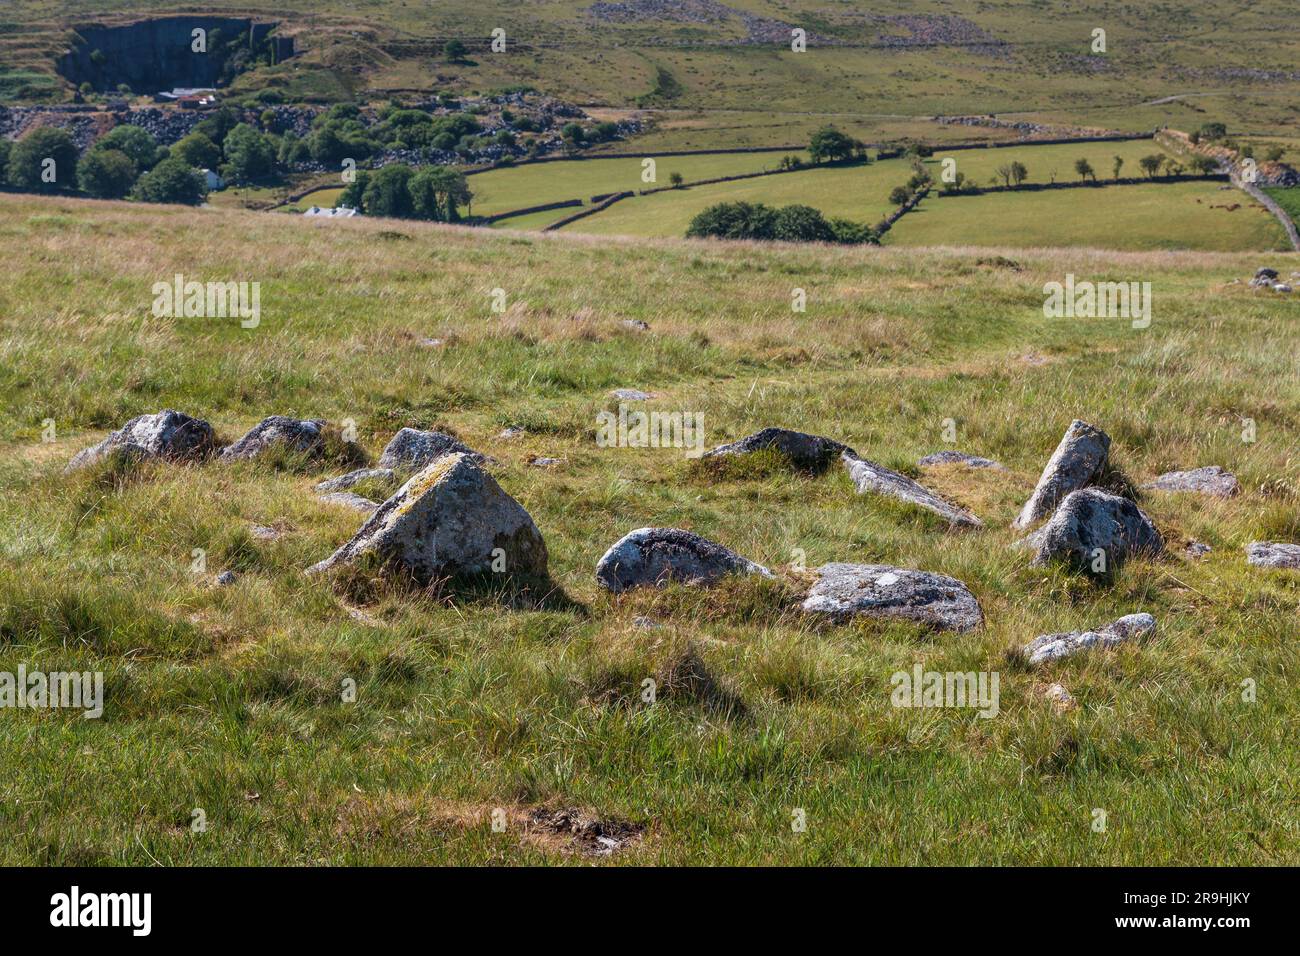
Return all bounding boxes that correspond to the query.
[393,453,464,518]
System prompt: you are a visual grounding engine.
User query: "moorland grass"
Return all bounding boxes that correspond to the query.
[0,194,1296,864]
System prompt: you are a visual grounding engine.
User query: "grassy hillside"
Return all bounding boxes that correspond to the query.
[3,2,1300,142]
[0,193,1296,864]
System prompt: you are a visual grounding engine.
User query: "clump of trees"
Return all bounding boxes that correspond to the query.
[685,201,875,245]
[2,123,209,205]
[8,127,79,193]
[338,165,473,221]
[809,126,869,164]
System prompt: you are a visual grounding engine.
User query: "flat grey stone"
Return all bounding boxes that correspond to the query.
[498,427,526,439]
[621,319,650,331]
[1185,540,1212,558]
[1022,613,1156,665]
[529,457,564,468]
[66,409,215,472]
[595,527,772,593]
[800,562,983,633]
[221,416,325,462]
[377,427,485,471]
[1013,419,1110,529]
[251,524,281,541]
[315,468,395,493]
[1245,541,1300,570]
[609,388,653,401]
[307,453,546,583]
[1144,465,1239,498]
[318,491,379,513]
[704,427,855,473]
[1021,488,1163,571]
[917,450,1004,470]
[215,570,238,586]
[842,453,982,527]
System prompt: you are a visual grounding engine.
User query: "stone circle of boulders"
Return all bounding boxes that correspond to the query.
[800,562,983,632]
[917,450,1004,470]
[1021,488,1163,570]
[221,416,326,461]
[1013,419,1110,529]
[1245,541,1300,570]
[65,409,216,472]
[842,453,982,527]
[1144,465,1239,498]
[595,527,771,593]
[703,427,855,473]
[308,453,547,583]
[377,427,486,471]
[1021,613,1156,665]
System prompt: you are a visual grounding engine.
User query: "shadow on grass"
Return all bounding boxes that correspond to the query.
[321,552,587,616]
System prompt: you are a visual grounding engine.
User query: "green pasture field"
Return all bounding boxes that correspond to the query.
[556,159,906,237]
[469,151,811,219]
[886,182,1291,252]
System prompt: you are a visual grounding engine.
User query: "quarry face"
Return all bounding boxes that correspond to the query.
[58,16,293,93]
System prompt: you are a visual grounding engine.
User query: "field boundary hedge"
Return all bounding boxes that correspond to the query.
[483,197,583,223]
[543,191,634,230]
[934,173,1228,196]
[874,186,930,236]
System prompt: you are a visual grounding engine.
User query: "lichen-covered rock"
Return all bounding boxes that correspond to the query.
[1013,419,1110,529]
[220,416,325,462]
[315,468,394,493]
[1144,465,1239,498]
[800,562,983,632]
[307,453,546,582]
[609,388,653,401]
[704,427,855,473]
[595,527,771,593]
[318,491,379,513]
[842,453,982,527]
[1022,488,1163,570]
[1022,613,1156,665]
[66,409,215,472]
[917,450,1004,470]
[377,427,485,471]
[1245,541,1300,570]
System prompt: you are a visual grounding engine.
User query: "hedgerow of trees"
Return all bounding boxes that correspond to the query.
[685,201,875,245]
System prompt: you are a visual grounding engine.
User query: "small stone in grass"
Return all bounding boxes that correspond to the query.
[1245,541,1300,570]
[1021,613,1156,665]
